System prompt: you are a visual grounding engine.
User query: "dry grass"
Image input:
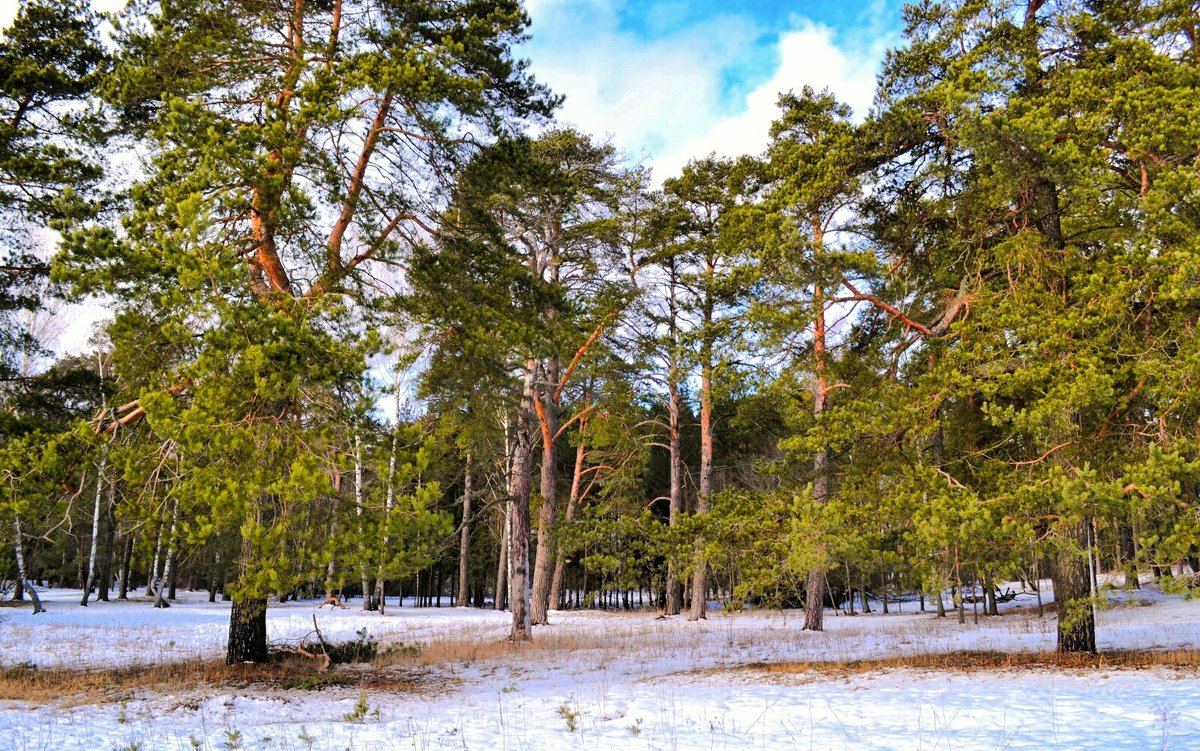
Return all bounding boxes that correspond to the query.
[731,649,1200,677]
[0,656,433,708]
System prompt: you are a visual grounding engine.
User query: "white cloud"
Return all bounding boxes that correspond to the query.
[524,5,899,182]
[524,3,762,176]
[654,21,893,178]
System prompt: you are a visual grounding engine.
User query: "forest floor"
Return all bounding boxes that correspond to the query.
[1,583,1198,750]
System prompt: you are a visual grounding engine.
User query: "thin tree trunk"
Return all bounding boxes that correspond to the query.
[12,516,43,614]
[146,508,165,597]
[804,267,830,631]
[117,530,133,600]
[457,452,473,608]
[377,400,399,614]
[495,501,509,611]
[665,375,684,615]
[531,359,560,625]
[550,433,586,611]
[354,429,372,611]
[509,360,539,640]
[154,499,179,608]
[1035,557,1044,617]
[81,436,112,606]
[325,517,338,600]
[688,281,716,622]
[97,482,116,602]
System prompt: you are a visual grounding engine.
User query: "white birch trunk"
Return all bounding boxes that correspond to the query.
[355,429,371,610]
[81,437,111,606]
[13,516,44,613]
[154,499,179,608]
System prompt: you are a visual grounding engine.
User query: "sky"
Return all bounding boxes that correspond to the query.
[520,0,906,178]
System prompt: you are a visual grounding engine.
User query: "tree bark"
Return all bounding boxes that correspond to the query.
[146,508,165,597]
[81,436,112,606]
[665,374,685,615]
[688,299,715,622]
[12,516,44,614]
[803,270,830,631]
[117,530,132,600]
[508,360,539,640]
[377,400,399,614]
[531,359,559,624]
[154,499,179,608]
[550,433,587,610]
[1054,519,1097,652]
[97,482,116,602]
[354,430,372,611]
[495,500,509,611]
[226,596,269,663]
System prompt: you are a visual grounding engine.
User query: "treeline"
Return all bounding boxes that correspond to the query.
[2,0,1199,661]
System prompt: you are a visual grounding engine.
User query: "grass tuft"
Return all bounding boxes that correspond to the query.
[0,656,431,707]
[736,649,1200,676]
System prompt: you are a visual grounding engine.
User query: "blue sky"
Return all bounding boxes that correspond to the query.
[521,0,908,178]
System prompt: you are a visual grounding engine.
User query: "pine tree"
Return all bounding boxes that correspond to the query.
[58,0,554,662]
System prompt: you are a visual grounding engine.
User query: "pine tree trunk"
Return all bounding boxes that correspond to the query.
[531,360,560,625]
[377,381,401,614]
[508,360,539,640]
[665,377,684,616]
[494,501,509,611]
[1055,520,1097,653]
[803,272,830,631]
[226,596,268,664]
[457,452,473,608]
[550,435,586,611]
[688,300,715,622]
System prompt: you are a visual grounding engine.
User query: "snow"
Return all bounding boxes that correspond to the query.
[1,586,1199,750]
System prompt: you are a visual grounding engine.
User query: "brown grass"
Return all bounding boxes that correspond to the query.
[729,649,1200,677]
[0,656,433,708]
[382,622,666,667]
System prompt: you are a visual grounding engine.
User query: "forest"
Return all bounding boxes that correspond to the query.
[1,0,1199,669]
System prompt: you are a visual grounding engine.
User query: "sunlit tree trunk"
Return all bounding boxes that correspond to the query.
[531,359,559,625]
[688,260,716,622]
[803,225,830,632]
[509,360,539,640]
[549,433,587,610]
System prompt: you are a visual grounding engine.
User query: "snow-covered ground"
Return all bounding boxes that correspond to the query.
[1,585,1198,750]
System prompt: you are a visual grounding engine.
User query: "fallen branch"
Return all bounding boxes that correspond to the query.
[278,643,332,672]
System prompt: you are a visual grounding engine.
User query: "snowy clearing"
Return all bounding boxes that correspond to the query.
[1,586,1199,750]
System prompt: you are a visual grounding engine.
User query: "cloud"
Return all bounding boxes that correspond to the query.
[522,2,902,182]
